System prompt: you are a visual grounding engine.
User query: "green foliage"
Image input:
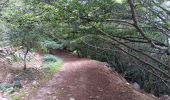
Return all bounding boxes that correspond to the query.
[13,80,22,88]
[43,62,63,73]
[2,0,46,52]
[9,91,27,100]
[8,18,44,50]
[42,54,63,73]
[42,40,65,49]
[9,95,21,100]
[43,54,60,63]
[0,83,13,92]
[115,0,125,4]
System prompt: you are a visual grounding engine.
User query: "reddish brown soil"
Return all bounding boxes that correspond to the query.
[32,49,158,100]
[0,62,10,83]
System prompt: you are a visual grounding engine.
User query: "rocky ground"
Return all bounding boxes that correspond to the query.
[0,49,44,100]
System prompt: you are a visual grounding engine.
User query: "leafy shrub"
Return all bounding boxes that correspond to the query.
[42,40,64,49]
[43,54,60,63]
[0,83,13,92]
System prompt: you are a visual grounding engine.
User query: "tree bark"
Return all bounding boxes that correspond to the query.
[23,48,29,70]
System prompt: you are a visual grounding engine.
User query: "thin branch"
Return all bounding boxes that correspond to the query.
[82,36,170,83]
[112,35,168,47]
[141,17,170,38]
[0,0,9,6]
[80,34,170,79]
[106,19,134,26]
[127,0,149,38]
[152,0,170,15]
[127,0,168,51]
[138,65,170,89]
[115,45,170,78]
[89,23,170,70]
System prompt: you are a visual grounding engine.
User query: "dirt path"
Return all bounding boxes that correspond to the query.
[32,49,158,100]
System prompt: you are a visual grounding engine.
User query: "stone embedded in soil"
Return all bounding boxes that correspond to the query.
[52,96,57,100]
[0,92,8,100]
[95,96,99,99]
[0,98,8,100]
[32,80,38,86]
[89,96,93,99]
[4,73,14,83]
[97,87,103,92]
[47,91,52,95]
[69,97,75,100]
[132,82,140,90]
[159,95,170,100]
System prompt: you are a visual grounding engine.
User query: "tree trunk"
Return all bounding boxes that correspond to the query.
[167,38,170,72]
[23,48,29,70]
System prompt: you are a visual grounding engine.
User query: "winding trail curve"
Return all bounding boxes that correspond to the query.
[32,49,158,100]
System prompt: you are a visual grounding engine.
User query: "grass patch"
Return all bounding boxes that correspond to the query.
[42,61,63,73]
[42,54,63,73]
[8,91,28,100]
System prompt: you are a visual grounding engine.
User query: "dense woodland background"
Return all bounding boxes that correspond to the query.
[0,0,170,97]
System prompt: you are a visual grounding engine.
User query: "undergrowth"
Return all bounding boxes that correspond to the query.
[42,54,63,73]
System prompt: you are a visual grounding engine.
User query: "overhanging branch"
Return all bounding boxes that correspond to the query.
[127,0,168,51]
[89,23,170,71]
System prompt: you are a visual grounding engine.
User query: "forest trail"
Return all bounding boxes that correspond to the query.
[32,49,158,100]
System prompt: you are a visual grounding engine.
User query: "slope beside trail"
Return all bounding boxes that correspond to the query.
[32,49,158,100]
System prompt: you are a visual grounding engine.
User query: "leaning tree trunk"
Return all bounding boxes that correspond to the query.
[23,48,29,70]
[167,38,170,71]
